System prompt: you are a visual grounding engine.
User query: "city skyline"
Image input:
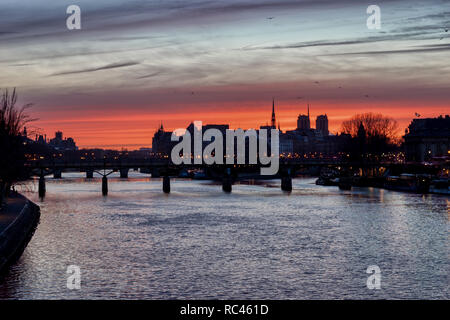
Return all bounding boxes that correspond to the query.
[2,0,449,149]
[28,101,448,151]
[30,101,333,149]
[29,102,394,150]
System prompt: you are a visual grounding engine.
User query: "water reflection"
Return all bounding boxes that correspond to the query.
[0,173,448,299]
[447,199,450,221]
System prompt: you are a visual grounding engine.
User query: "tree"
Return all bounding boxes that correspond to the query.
[0,88,34,205]
[342,112,399,143]
[342,112,399,162]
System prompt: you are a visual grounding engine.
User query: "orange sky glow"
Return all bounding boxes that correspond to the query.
[30,101,448,150]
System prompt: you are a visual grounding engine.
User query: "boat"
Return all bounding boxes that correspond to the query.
[178,169,190,178]
[315,177,339,186]
[384,174,430,193]
[192,169,208,180]
[429,179,450,195]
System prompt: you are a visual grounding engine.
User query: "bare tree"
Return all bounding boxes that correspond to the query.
[342,112,399,144]
[0,88,35,205]
[341,113,400,165]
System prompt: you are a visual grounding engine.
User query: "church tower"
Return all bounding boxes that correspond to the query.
[271,98,276,129]
[297,104,311,131]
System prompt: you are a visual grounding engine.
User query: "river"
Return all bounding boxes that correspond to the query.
[0,172,448,299]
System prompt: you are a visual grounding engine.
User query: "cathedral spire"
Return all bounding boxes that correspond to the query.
[271,98,276,128]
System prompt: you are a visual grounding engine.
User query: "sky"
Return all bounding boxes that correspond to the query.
[0,0,449,149]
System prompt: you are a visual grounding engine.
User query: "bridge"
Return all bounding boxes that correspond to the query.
[26,157,435,198]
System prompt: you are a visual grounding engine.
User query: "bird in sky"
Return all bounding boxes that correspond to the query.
[415,112,421,117]
[267,17,274,20]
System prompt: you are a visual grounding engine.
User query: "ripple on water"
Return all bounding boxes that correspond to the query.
[0,176,448,299]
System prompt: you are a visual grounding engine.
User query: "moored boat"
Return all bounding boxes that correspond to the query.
[316,176,339,186]
[429,179,450,195]
[384,173,430,193]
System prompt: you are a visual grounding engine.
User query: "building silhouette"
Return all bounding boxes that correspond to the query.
[151,100,351,159]
[316,114,329,136]
[271,98,276,129]
[35,134,47,145]
[152,122,173,156]
[279,103,350,156]
[260,99,278,131]
[404,115,450,162]
[297,104,311,131]
[48,131,77,151]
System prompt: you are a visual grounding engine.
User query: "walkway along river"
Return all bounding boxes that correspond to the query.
[0,194,40,275]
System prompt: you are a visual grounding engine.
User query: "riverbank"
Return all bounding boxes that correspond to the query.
[316,174,450,195]
[0,193,40,275]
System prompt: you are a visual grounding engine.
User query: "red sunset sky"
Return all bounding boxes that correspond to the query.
[2,0,449,149]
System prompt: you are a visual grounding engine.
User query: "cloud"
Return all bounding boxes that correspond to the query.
[322,44,450,56]
[136,71,164,79]
[96,36,164,42]
[416,43,450,48]
[8,63,34,67]
[51,61,140,76]
[0,0,381,43]
[241,32,444,51]
[403,11,450,22]
[0,31,19,35]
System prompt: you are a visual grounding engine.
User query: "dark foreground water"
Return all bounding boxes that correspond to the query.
[0,173,448,299]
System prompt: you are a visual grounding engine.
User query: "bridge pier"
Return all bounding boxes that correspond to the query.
[38,174,46,199]
[53,170,62,179]
[222,177,232,193]
[281,168,292,192]
[102,176,108,196]
[120,168,129,179]
[86,169,94,179]
[222,169,232,193]
[281,176,292,192]
[163,176,170,194]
